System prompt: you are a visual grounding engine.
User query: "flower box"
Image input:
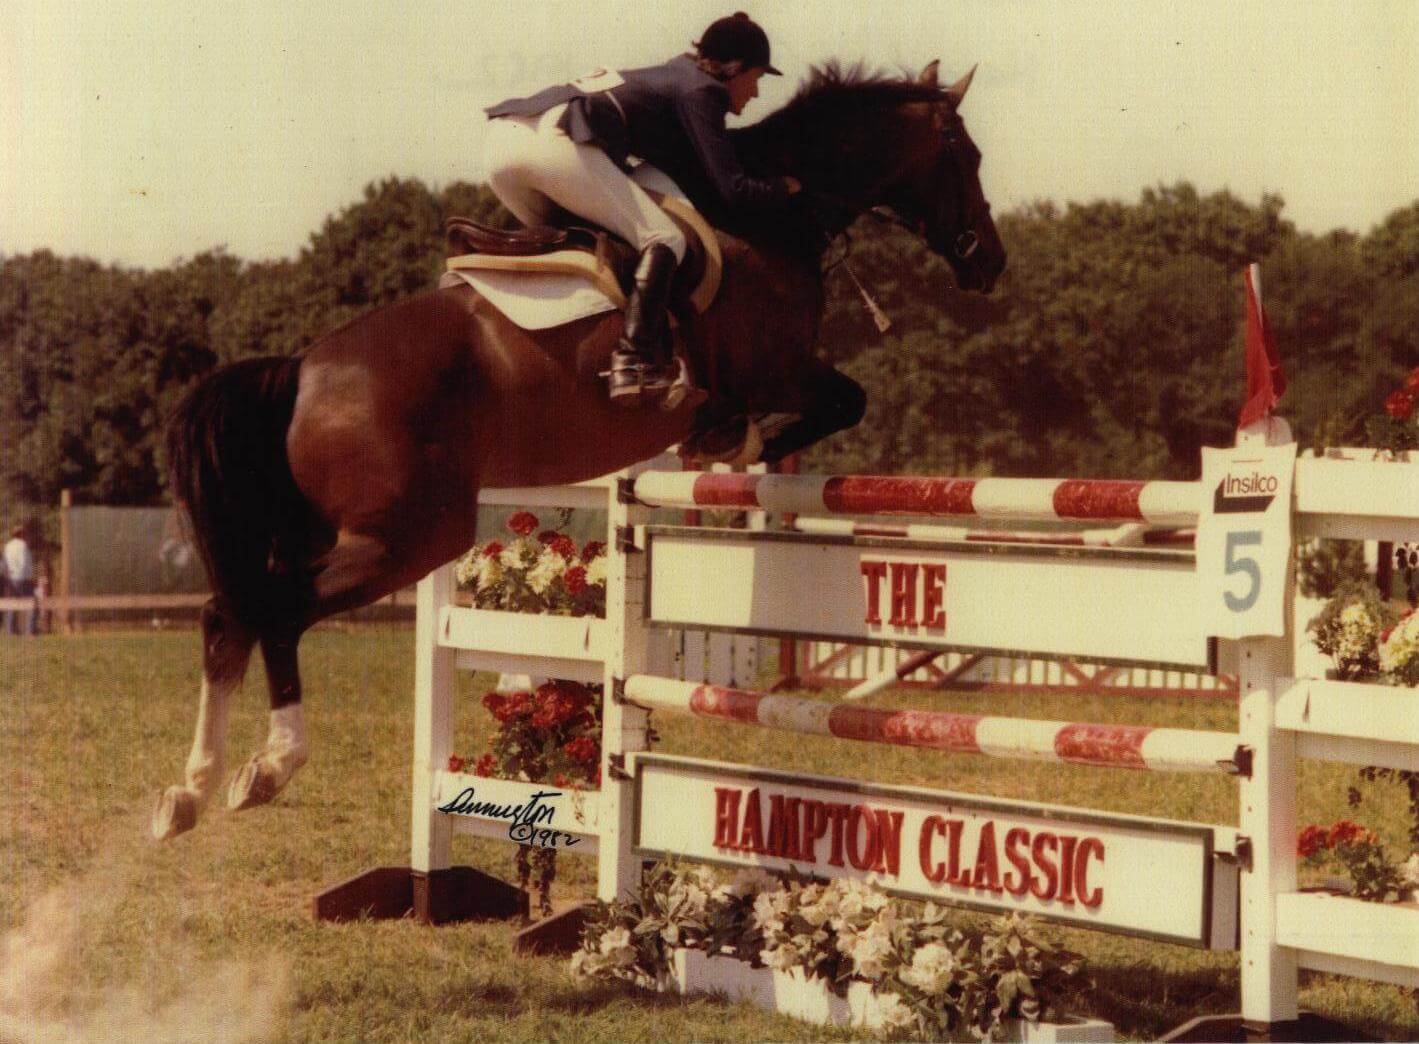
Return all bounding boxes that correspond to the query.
[667,949,1113,1041]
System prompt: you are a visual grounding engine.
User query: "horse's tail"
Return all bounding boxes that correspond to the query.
[166,356,310,631]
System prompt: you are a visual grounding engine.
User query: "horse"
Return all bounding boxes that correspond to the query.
[151,60,1006,840]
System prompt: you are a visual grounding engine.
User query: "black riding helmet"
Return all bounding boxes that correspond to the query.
[694,12,781,75]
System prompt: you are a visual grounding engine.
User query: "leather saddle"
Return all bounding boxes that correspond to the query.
[444,190,722,317]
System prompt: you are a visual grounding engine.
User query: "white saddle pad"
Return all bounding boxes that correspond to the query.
[440,165,695,330]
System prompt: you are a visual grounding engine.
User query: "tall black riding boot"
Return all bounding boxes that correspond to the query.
[608,243,678,406]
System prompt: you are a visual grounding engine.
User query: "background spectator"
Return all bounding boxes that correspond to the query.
[4,526,36,636]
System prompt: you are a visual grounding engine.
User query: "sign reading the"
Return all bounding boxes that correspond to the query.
[646,528,1213,670]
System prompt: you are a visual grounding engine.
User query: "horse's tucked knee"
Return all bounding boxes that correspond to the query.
[838,378,867,427]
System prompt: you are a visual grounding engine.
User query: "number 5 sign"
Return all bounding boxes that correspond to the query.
[1197,439,1296,639]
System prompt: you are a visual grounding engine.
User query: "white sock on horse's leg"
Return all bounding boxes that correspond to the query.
[263,703,310,783]
[183,674,235,807]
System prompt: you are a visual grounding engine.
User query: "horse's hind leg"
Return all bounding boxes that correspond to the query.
[152,600,255,839]
[225,529,405,813]
[226,629,310,811]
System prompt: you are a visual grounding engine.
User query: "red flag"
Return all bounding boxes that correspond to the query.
[1237,263,1287,429]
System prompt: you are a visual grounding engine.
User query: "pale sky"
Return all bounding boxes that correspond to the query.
[4,1,1416,269]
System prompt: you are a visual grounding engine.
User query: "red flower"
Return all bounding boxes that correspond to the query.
[474,753,497,777]
[549,535,577,559]
[448,754,466,773]
[1297,824,1328,858]
[480,540,504,559]
[1327,820,1375,848]
[1385,389,1415,420]
[484,690,533,723]
[582,540,605,561]
[529,681,594,730]
[553,773,571,787]
[563,736,599,765]
[1405,366,1419,395]
[507,511,539,536]
[565,566,588,595]
[537,529,561,545]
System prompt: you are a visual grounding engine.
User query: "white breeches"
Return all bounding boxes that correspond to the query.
[484,105,687,262]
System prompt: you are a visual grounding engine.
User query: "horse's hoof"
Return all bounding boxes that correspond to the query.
[226,758,278,812]
[152,786,199,840]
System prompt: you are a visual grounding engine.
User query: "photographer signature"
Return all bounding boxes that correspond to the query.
[436,787,582,849]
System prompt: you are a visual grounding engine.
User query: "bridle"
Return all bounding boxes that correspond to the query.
[866,103,986,264]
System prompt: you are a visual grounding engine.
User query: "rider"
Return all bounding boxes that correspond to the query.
[483,12,802,406]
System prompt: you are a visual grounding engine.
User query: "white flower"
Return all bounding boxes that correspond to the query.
[475,555,504,590]
[760,944,799,971]
[499,544,527,570]
[1339,603,1374,630]
[1379,611,1419,673]
[1401,852,1419,889]
[900,942,956,996]
[569,948,598,979]
[874,992,918,1033]
[752,889,792,932]
[848,923,894,981]
[527,548,567,595]
[453,551,478,587]
[598,926,637,967]
[585,555,607,588]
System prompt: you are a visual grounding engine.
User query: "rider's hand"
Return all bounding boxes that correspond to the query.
[783,176,802,195]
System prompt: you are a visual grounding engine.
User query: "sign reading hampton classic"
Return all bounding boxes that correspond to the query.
[632,755,1226,947]
[645,528,1212,671]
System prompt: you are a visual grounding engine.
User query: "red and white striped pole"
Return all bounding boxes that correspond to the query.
[633,472,1201,525]
[790,517,1196,547]
[623,676,1244,775]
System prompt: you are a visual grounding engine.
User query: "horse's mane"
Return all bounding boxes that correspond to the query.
[731,61,948,191]
[781,61,949,120]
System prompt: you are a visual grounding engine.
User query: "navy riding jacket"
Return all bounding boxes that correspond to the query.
[485,54,789,226]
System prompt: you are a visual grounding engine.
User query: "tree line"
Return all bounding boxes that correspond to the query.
[2,177,1416,538]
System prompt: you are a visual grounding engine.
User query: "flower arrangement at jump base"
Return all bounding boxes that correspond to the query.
[1297,820,1419,904]
[450,509,608,917]
[1366,364,1419,455]
[453,509,607,616]
[447,679,602,918]
[573,862,1094,1041]
[1308,580,1409,682]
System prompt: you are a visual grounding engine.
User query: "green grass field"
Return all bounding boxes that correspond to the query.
[3,629,1416,1042]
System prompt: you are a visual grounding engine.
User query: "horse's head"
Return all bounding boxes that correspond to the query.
[876,61,1006,294]
[735,61,1006,292]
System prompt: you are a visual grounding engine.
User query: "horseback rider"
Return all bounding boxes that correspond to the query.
[483,12,802,407]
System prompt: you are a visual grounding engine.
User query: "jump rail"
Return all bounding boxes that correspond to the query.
[621,675,1247,775]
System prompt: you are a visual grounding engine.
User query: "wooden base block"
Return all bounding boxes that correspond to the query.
[513,901,595,956]
[1162,1012,1376,1043]
[312,866,528,924]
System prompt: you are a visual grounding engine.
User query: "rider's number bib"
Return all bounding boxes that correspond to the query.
[570,68,625,94]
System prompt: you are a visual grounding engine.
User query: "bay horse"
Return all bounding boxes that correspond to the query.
[152,60,1005,840]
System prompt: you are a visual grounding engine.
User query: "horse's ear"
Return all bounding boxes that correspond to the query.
[944,64,977,106]
[917,60,940,87]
